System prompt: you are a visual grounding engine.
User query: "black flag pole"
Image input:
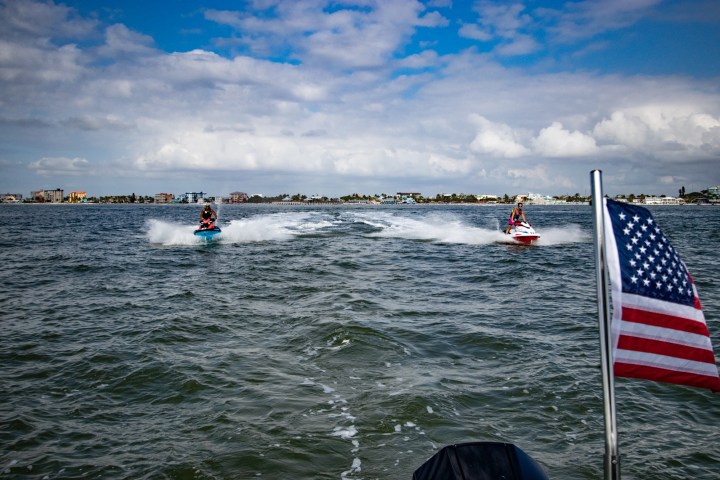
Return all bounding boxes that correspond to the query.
[591,170,621,480]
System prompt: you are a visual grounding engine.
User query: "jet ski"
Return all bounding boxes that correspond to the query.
[507,221,540,244]
[194,218,221,240]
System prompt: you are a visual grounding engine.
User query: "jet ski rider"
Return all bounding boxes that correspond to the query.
[199,203,217,229]
[504,202,527,234]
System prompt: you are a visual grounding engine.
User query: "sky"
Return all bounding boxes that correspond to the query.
[1,0,719,198]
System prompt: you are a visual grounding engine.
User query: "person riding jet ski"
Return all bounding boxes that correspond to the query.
[198,203,218,230]
[505,202,528,234]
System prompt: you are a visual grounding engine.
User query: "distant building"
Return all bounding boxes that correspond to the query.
[707,186,720,198]
[228,192,249,203]
[33,188,63,203]
[397,192,421,198]
[0,193,22,202]
[644,196,683,205]
[185,192,206,203]
[69,191,87,203]
[526,192,555,205]
[154,193,174,204]
[475,194,498,202]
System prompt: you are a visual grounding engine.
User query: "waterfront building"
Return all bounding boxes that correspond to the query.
[228,192,249,203]
[526,192,555,205]
[185,192,206,203]
[0,193,22,202]
[154,193,174,204]
[32,188,63,203]
[69,191,87,203]
[475,194,499,202]
[644,196,684,205]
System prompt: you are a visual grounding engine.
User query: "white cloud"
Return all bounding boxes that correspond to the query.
[532,122,598,157]
[495,34,541,56]
[539,0,663,43]
[98,24,156,58]
[469,115,530,158]
[593,106,720,154]
[29,157,91,176]
[458,24,493,41]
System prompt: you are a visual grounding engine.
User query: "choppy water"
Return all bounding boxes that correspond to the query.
[1,203,719,479]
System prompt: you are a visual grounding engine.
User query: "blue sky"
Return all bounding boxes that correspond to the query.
[1,0,719,198]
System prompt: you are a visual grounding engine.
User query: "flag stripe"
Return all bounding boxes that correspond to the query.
[621,292,705,322]
[616,318,714,350]
[617,335,717,364]
[615,362,720,392]
[622,306,710,337]
[615,349,720,378]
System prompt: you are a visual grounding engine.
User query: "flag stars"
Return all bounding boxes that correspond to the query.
[643,279,650,287]
[631,275,638,284]
[619,212,626,220]
[633,215,640,222]
[623,227,631,235]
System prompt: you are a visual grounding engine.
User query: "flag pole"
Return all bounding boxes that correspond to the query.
[590,170,620,480]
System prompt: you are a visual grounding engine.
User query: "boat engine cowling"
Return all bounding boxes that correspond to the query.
[412,442,549,480]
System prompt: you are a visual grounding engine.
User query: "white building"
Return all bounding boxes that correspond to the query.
[644,196,684,205]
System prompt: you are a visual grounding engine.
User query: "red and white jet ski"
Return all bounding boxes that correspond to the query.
[507,221,540,244]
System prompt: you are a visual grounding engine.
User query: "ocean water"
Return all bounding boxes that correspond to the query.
[1,203,718,480]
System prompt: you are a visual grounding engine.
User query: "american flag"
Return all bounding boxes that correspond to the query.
[604,199,720,392]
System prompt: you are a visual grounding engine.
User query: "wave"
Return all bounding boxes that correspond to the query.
[146,212,590,247]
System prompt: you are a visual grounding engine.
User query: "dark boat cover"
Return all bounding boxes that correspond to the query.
[412,442,549,480]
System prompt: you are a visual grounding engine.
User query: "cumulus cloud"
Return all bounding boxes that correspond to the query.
[469,115,530,158]
[593,106,720,155]
[97,24,156,58]
[532,122,599,157]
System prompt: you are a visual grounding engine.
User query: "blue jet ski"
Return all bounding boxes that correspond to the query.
[194,218,221,240]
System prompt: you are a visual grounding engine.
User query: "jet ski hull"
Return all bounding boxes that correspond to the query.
[511,234,540,244]
[507,222,540,244]
[194,227,221,239]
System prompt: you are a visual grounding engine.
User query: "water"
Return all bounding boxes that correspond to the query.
[1,203,718,479]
